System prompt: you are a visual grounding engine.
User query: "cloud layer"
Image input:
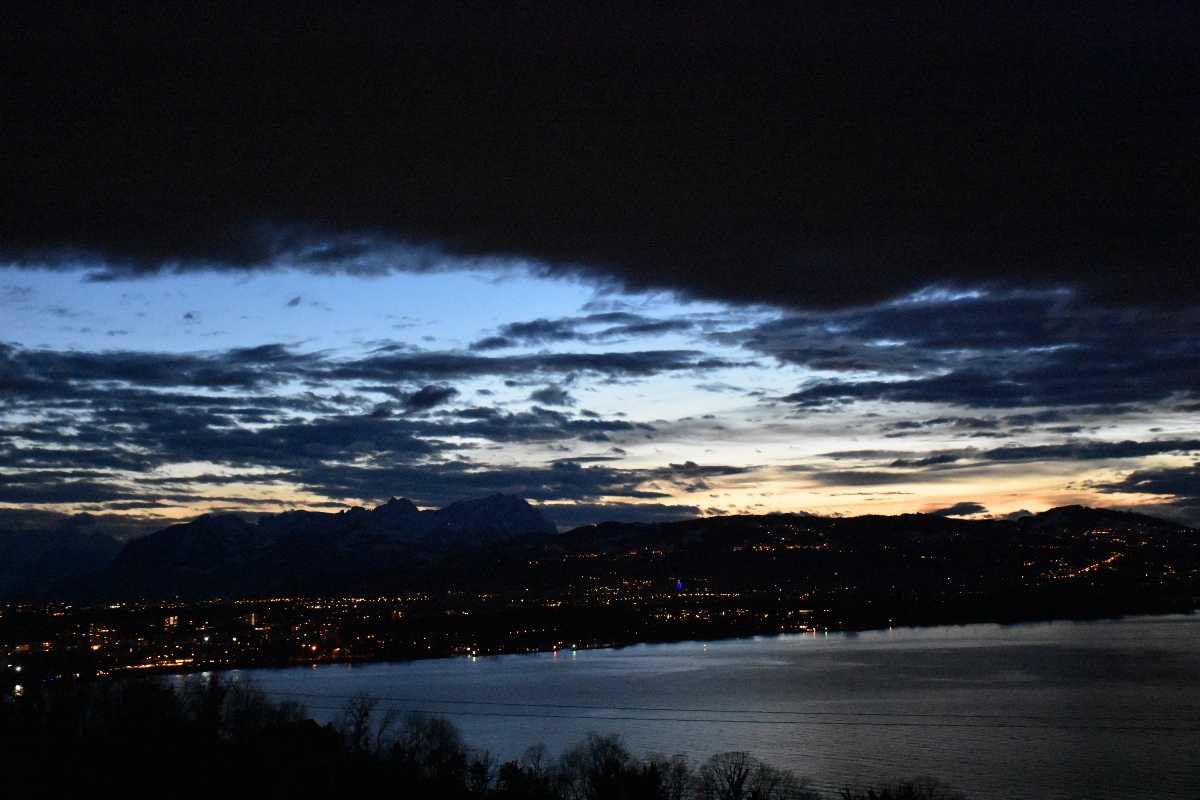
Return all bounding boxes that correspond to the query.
[0,328,753,521]
[746,292,1200,410]
[4,282,1199,526]
[5,0,1200,537]
[5,4,1200,308]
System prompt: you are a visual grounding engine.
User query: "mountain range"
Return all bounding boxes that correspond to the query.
[99,494,556,601]
[0,495,555,602]
[1,499,1195,605]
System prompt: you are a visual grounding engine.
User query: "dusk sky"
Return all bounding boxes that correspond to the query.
[3,3,1199,530]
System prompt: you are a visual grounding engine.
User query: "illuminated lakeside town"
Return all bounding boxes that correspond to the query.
[5,506,1197,684]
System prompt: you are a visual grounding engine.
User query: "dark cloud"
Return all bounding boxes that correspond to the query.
[292,459,666,507]
[6,5,1198,308]
[429,406,646,444]
[0,342,734,405]
[471,314,697,351]
[761,293,1200,409]
[494,318,577,345]
[982,440,1200,463]
[469,336,515,352]
[0,342,317,395]
[1002,411,1070,427]
[405,384,459,410]
[0,476,138,505]
[649,461,750,480]
[930,502,987,517]
[132,412,443,468]
[288,456,752,510]
[889,454,960,468]
[2,425,754,511]
[610,319,693,337]
[834,439,1200,475]
[1,400,444,493]
[334,349,736,382]
[635,461,752,494]
[1094,464,1200,505]
[529,385,574,406]
[0,443,151,474]
[2,347,701,510]
[951,418,1001,431]
[1091,463,1200,527]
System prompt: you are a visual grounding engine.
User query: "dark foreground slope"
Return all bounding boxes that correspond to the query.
[1,674,961,800]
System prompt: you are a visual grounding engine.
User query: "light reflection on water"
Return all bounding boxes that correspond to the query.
[240,615,1200,800]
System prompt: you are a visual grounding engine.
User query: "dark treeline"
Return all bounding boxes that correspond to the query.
[0,676,964,800]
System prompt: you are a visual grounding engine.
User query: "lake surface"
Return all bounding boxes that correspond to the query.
[235,615,1200,799]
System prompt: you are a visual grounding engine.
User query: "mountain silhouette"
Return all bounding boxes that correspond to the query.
[23,501,1192,603]
[99,494,556,600]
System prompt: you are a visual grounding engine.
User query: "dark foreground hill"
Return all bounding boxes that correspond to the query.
[96,494,556,601]
[1,674,955,800]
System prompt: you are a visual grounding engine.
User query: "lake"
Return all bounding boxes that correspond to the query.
[232,615,1200,799]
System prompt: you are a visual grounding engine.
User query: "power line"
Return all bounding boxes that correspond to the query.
[284,703,1200,732]
[264,689,1200,722]
[263,690,1200,732]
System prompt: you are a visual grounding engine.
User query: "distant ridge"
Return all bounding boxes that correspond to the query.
[6,502,1190,603]
[0,514,123,602]
[1019,504,1185,531]
[97,494,556,601]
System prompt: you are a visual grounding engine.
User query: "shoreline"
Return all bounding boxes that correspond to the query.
[188,606,1199,678]
[6,594,1196,684]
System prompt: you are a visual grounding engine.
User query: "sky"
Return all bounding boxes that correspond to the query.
[2,3,1199,529]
